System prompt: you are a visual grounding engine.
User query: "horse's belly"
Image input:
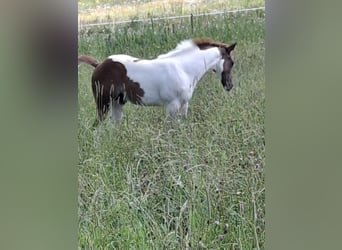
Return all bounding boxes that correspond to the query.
[137,77,187,106]
[140,94,165,106]
[137,82,170,106]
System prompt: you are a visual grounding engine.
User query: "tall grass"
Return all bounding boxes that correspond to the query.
[78,10,264,249]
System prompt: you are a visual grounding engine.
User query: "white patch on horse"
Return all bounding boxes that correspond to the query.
[215,59,225,79]
[109,44,224,118]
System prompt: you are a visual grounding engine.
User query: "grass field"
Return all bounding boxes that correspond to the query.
[78,7,265,250]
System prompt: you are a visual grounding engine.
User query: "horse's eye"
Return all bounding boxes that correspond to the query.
[213,69,216,73]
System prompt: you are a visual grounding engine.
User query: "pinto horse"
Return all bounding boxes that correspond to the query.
[78,38,236,126]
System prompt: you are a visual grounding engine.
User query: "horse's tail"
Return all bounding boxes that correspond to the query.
[78,55,100,68]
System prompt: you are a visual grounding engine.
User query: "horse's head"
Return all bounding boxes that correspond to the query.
[214,42,236,92]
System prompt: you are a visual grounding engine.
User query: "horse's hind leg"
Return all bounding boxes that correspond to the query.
[93,102,109,127]
[111,101,123,121]
[110,92,126,122]
[92,82,110,126]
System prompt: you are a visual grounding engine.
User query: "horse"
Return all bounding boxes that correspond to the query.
[78,37,236,126]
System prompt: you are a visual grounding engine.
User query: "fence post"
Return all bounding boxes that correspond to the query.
[190,13,194,34]
[151,17,154,33]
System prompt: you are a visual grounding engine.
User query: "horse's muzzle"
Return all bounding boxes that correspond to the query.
[222,80,233,92]
[224,85,233,91]
[221,73,233,91]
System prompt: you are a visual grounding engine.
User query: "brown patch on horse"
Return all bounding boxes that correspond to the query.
[192,37,230,50]
[91,59,144,124]
[78,55,100,68]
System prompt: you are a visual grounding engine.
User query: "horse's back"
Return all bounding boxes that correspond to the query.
[108,54,139,63]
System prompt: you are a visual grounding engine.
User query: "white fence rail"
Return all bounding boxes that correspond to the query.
[78,6,265,29]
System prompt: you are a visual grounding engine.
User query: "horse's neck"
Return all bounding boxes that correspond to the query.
[176,48,220,83]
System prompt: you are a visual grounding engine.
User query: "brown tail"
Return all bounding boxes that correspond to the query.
[78,55,100,68]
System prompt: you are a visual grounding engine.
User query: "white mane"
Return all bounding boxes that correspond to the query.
[157,39,199,59]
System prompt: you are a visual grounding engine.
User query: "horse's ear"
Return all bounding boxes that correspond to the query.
[226,42,237,54]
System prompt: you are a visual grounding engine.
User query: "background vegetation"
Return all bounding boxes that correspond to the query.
[78,1,265,248]
[78,0,264,25]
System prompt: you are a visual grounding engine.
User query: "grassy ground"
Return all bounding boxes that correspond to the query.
[78,8,265,250]
[78,0,264,25]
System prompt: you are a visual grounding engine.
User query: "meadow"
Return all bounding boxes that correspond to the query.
[78,6,265,249]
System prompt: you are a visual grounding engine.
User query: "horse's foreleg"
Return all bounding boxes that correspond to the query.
[166,100,181,119]
[179,102,189,118]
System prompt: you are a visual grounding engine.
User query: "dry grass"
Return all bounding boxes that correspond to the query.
[78,0,265,25]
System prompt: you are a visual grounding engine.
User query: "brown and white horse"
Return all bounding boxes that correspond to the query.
[78,37,236,126]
